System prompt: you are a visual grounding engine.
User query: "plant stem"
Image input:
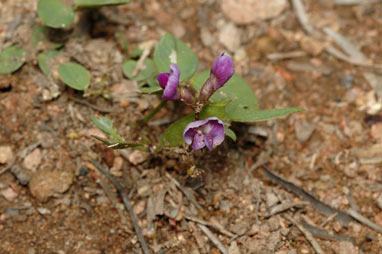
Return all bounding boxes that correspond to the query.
[143,100,167,123]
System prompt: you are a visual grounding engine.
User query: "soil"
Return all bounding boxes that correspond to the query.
[0,0,381,254]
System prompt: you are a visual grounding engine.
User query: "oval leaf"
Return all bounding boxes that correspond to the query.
[161,114,194,147]
[0,46,26,75]
[32,26,64,49]
[37,0,74,28]
[123,58,155,81]
[154,34,198,82]
[230,108,304,122]
[75,0,131,8]
[38,50,60,77]
[58,63,90,90]
[225,127,237,141]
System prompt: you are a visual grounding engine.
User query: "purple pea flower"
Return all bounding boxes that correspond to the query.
[157,64,181,100]
[183,117,225,151]
[200,53,234,101]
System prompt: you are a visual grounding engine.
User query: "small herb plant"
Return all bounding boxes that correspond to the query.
[91,34,303,154]
[0,0,131,91]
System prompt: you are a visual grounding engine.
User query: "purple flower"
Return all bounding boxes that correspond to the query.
[157,64,180,100]
[200,53,234,101]
[210,52,235,89]
[183,117,225,151]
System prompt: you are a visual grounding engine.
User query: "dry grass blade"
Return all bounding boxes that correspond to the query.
[291,0,315,35]
[90,159,150,254]
[323,27,369,65]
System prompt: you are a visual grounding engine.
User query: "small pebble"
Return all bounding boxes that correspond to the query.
[0,146,13,164]
[37,207,51,215]
[1,187,18,201]
[23,148,42,171]
[377,194,382,210]
[266,192,279,207]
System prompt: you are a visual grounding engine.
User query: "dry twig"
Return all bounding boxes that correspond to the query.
[291,0,315,35]
[165,172,202,210]
[90,159,150,254]
[347,208,382,233]
[184,214,235,238]
[262,167,354,226]
[265,201,309,217]
[198,224,228,254]
[284,214,324,254]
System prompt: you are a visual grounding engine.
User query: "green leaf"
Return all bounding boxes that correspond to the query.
[91,135,144,150]
[38,50,60,77]
[154,34,198,82]
[90,116,123,141]
[230,107,304,122]
[161,103,228,147]
[225,127,237,141]
[58,63,90,90]
[161,114,194,147]
[199,102,228,120]
[31,26,64,49]
[129,48,143,58]
[91,116,115,135]
[37,0,74,28]
[74,0,131,8]
[191,71,259,120]
[0,46,27,75]
[123,59,156,81]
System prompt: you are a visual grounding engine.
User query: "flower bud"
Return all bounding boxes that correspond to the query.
[157,64,180,100]
[199,53,234,101]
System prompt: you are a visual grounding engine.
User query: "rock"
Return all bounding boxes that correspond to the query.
[29,169,74,202]
[333,241,360,254]
[127,150,149,165]
[10,165,31,185]
[378,194,382,210]
[171,21,186,38]
[266,192,279,207]
[218,22,241,52]
[371,123,382,142]
[294,120,315,143]
[37,207,51,215]
[0,146,13,164]
[0,187,18,201]
[221,0,288,25]
[200,27,214,47]
[23,148,42,171]
[231,221,248,235]
[228,241,241,254]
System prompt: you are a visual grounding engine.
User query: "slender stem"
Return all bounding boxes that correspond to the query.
[143,100,167,123]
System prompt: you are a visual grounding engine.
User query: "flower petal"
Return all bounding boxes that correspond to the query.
[183,128,197,144]
[192,133,205,150]
[162,64,180,100]
[157,73,169,89]
[204,134,214,151]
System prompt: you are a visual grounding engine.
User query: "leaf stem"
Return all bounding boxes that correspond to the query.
[143,100,167,123]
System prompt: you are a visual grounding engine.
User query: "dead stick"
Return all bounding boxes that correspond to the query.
[90,159,150,254]
[284,214,324,254]
[347,208,382,233]
[198,224,228,254]
[165,172,202,210]
[184,214,235,238]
